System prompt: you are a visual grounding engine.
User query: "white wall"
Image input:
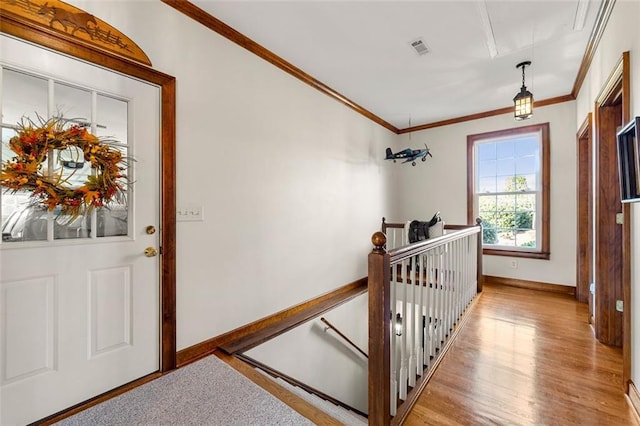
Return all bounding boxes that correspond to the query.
[69,1,396,351]
[574,0,640,389]
[387,102,578,286]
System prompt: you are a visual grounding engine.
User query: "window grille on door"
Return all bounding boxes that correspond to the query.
[1,66,131,243]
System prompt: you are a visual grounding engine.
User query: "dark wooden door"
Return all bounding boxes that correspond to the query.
[594,100,623,347]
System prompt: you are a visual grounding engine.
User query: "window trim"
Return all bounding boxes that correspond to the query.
[467,123,550,260]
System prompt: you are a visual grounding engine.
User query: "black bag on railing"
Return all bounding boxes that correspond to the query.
[408,220,429,243]
[408,212,441,243]
[408,212,442,273]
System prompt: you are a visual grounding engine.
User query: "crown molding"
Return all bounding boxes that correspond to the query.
[162,1,594,134]
[160,0,399,134]
[399,94,574,134]
[571,0,617,97]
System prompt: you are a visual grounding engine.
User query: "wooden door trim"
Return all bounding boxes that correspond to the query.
[576,113,592,305]
[593,51,630,391]
[0,13,177,372]
[621,51,631,394]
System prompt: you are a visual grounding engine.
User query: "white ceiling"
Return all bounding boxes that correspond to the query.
[192,0,601,130]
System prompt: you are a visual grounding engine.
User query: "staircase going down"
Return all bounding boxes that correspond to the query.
[256,368,367,426]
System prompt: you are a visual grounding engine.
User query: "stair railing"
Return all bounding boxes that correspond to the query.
[368,219,482,425]
[321,317,368,359]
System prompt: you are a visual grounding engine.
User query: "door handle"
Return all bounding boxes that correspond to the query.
[144,247,158,257]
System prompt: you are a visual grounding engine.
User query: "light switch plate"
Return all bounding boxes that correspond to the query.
[177,205,204,222]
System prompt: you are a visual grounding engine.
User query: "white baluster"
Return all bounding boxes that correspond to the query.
[416,253,425,377]
[423,251,432,367]
[445,245,450,339]
[408,253,417,387]
[468,235,473,304]
[464,238,469,306]
[444,242,451,337]
[458,238,463,314]
[463,238,468,310]
[464,237,469,309]
[391,261,398,407]
[456,239,462,321]
[451,240,456,326]
[449,240,454,326]
[471,236,475,301]
[390,378,397,416]
[399,259,408,400]
[432,250,438,357]
[437,249,445,347]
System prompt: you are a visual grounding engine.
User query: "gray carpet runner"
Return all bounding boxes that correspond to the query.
[55,355,315,425]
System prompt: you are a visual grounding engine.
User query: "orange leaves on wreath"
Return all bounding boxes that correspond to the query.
[0,116,128,217]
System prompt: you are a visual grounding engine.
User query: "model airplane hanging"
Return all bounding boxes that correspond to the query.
[385,144,432,166]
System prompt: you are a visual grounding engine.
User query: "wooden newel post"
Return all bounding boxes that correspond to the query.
[475,217,484,293]
[368,232,391,425]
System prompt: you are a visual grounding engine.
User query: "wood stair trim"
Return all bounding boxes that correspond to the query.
[220,278,368,354]
[177,278,368,366]
[484,275,575,295]
[628,380,640,424]
[216,352,343,426]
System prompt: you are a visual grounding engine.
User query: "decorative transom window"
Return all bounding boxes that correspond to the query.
[467,123,550,259]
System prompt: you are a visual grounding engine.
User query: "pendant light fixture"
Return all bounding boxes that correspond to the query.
[513,61,533,120]
[395,313,403,336]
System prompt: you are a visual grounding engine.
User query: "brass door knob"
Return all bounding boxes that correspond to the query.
[144,247,158,257]
[146,225,156,235]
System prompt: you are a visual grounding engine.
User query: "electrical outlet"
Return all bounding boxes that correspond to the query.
[177,205,204,222]
[510,260,518,269]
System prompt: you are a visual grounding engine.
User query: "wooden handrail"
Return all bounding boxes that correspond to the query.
[388,226,479,264]
[237,353,368,418]
[320,317,368,359]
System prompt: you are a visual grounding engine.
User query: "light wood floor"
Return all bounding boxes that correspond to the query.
[404,284,639,425]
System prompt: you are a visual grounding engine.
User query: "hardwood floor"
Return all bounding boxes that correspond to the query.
[404,284,638,426]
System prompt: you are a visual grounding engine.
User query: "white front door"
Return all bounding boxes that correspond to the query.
[0,35,161,425]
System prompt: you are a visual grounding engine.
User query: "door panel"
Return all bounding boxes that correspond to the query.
[89,265,133,356]
[2,276,55,384]
[0,35,160,425]
[595,101,623,346]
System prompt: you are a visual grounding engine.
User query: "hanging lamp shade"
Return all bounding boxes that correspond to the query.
[395,313,403,336]
[514,61,533,120]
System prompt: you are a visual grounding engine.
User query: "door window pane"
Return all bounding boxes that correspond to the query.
[95,94,129,237]
[96,95,128,143]
[2,69,48,126]
[54,82,92,124]
[1,68,131,243]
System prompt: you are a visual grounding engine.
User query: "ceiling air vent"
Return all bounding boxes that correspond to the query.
[409,38,429,56]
